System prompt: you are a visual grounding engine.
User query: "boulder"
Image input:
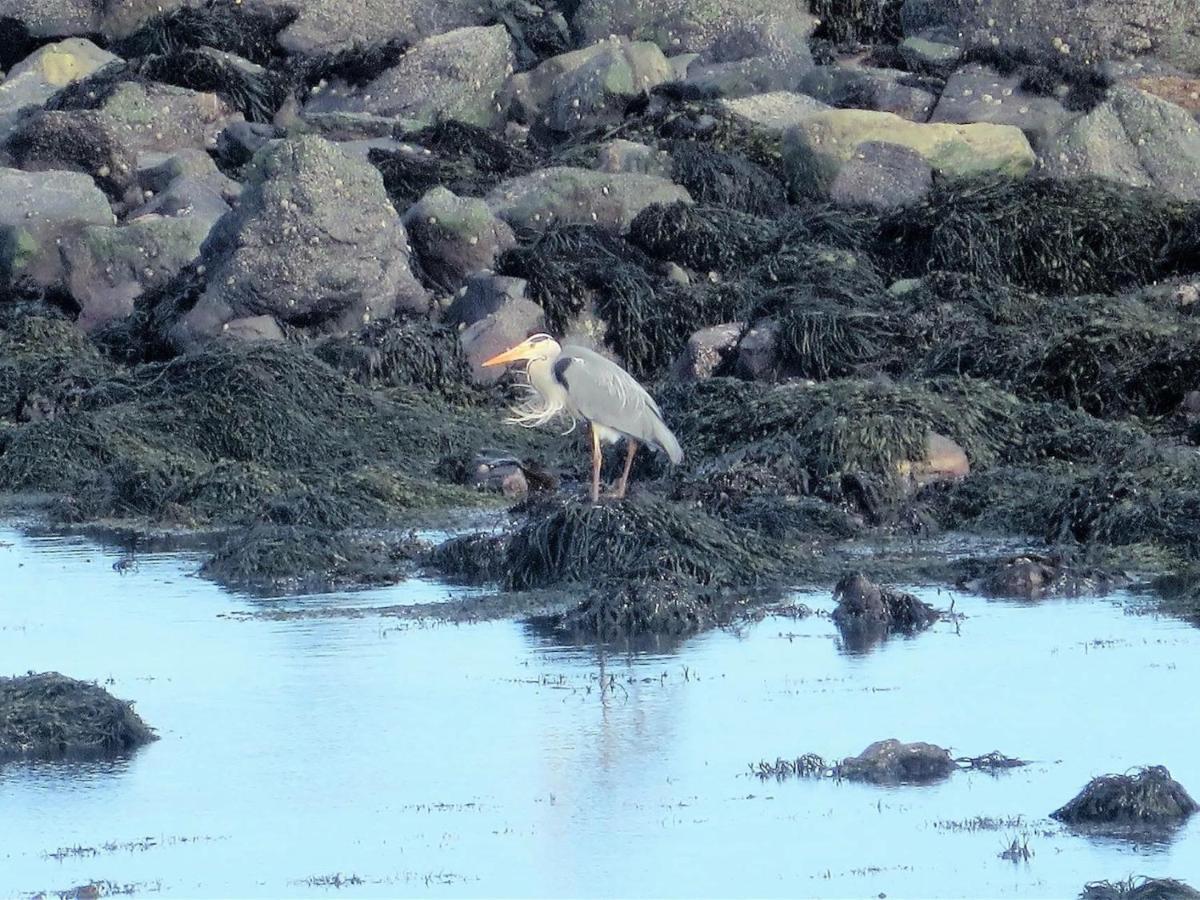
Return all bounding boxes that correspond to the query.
[272,0,487,55]
[2,109,140,203]
[1041,86,1200,201]
[672,322,743,380]
[1052,766,1198,827]
[460,297,547,385]
[215,120,279,170]
[0,0,189,40]
[831,572,939,634]
[172,135,427,349]
[784,109,1035,199]
[402,187,516,293]
[486,166,691,234]
[130,176,232,230]
[0,166,113,290]
[828,140,933,209]
[572,0,817,94]
[506,37,673,133]
[304,25,513,129]
[798,66,938,122]
[719,91,831,133]
[594,139,673,177]
[63,212,212,330]
[1127,74,1200,118]
[136,149,241,203]
[930,63,1077,150]
[735,320,781,381]
[953,0,1200,74]
[444,273,530,328]
[96,81,238,154]
[0,38,119,138]
[898,36,961,76]
[838,739,956,785]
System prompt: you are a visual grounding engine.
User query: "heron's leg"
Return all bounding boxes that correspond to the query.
[590,424,602,503]
[613,439,638,499]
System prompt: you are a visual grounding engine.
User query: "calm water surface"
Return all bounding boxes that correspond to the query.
[0,527,1198,898]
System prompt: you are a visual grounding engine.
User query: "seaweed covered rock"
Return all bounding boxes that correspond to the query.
[506,37,674,134]
[90,81,238,155]
[837,739,956,785]
[200,524,424,594]
[401,187,516,293]
[304,25,514,128]
[1081,878,1200,900]
[783,110,1035,199]
[954,554,1128,599]
[1052,766,1198,829]
[486,166,691,234]
[503,496,784,591]
[666,141,786,215]
[629,201,778,272]
[0,38,119,137]
[831,572,939,634]
[0,672,155,759]
[172,135,428,348]
[0,313,114,421]
[0,166,112,292]
[2,109,140,202]
[0,0,187,41]
[62,212,214,331]
[1042,86,1200,201]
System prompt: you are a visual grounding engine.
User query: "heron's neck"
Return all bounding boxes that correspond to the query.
[526,354,564,404]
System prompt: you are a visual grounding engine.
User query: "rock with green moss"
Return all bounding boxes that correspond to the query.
[62,212,214,331]
[171,135,428,349]
[719,92,831,134]
[96,81,238,154]
[506,37,674,133]
[784,109,1035,199]
[486,166,691,234]
[0,166,113,291]
[304,25,513,128]
[402,186,516,293]
[273,0,486,54]
[0,38,119,138]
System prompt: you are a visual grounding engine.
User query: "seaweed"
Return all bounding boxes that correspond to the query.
[962,44,1113,113]
[666,141,786,216]
[1081,878,1200,900]
[1052,766,1198,827]
[0,672,156,759]
[628,202,779,273]
[111,0,296,65]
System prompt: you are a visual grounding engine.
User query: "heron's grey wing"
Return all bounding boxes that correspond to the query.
[554,346,684,463]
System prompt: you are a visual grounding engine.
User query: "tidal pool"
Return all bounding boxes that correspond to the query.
[0,527,1197,898]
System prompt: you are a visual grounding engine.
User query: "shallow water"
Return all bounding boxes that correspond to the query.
[1,527,1198,898]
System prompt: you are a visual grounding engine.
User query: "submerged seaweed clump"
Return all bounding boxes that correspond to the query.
[831,572,939,634]
[0,673,156,759]
[1052,767,1198,828]
[1081,878,1200,900]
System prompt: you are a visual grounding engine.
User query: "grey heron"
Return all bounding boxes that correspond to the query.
[483,334,684,502]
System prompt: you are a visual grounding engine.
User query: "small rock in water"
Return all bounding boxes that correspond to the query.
[837,739,956,785]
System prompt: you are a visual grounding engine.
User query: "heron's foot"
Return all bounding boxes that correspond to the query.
[607,482,629,500]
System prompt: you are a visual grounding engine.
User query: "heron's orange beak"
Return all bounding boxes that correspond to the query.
[482,339,537,368]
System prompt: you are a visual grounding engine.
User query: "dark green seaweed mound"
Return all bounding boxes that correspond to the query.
[503,495,785,591]
[0,315,115,421]
[667,141,786,216]
[200,525,425,595]
[0,672,156,759]
[1052,766,1198,827]
[882,176,1194,295]
[1081,878,1200,900]
[628,202,779,273]
[810,0,903,46]
[962,44,1113,113]
[111,0,296,64]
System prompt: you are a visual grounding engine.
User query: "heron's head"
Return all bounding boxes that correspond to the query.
[482,333,561,368]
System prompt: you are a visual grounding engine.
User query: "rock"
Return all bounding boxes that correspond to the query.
[719,91,832,133]
[444,273,530,327]
[828,140,933,209]
[0,166,113,290]
[137,149,241,202]
[955,554,1129,599]
[486,166,691,234]
[2,109,140,202]
[1127,74,1200,118]
[930,64,1077,151]
[898,36,961,76]
[953,0,1200,75]
[272,0,487,55]
[402,186,516,293]
[798,66,938,122]
[0,0,189,40]
[735,320,781,381]
[572,0,817,94]
[838,739,956,785]
[672,322,743,380]
[831,572,939,634]
[784,109,1035,199]
[594,139,673,177]
[0,38,119,138]
[215,120,279,170]
[460,297,546,385]
[222,315,286,342]
[172,135,427,349]
[304,25,513,129]
[131,176,231,230]
[900,0,958,38]
[506,37,674,134]
[96,81,238,154]
[471,455,530,497]
[1041,86,1200,201]
[1052,766,1198,828]
[896,431,970,487]
[63,212,212,330]
[0,671,156,759]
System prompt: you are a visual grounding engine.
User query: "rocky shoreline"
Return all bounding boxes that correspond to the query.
[1,0,1199,637]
